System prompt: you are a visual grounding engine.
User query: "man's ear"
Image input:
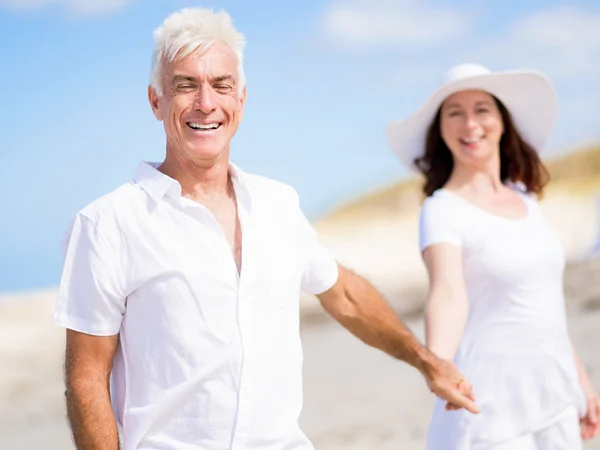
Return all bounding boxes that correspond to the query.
[238,85,247,120]
[148,85,163,121]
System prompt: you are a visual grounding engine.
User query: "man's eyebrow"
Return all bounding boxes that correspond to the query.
[212,75,235,84]
[171,75,197,84]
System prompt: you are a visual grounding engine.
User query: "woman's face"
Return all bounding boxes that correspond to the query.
[439,89,504,167]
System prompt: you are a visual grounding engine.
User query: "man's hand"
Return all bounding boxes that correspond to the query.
[419,355,480,414]
[317,265,479,414]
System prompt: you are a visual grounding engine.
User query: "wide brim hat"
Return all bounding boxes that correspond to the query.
[385,63,558,171]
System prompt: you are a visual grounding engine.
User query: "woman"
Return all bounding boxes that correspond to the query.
[385,63,600,449]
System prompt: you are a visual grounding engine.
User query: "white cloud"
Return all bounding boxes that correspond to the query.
[320,0,472,47]
[512,7,600,52]
[465,6,600,80]
[0,0,136,16]
[321,2,600,81]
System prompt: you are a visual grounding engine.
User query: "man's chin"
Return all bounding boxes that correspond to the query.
[184,145,227,161]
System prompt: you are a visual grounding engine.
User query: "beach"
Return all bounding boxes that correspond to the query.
[0,255,599,449]
[1,146,600,449]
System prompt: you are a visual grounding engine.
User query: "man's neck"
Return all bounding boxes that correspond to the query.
[158,152,232,202]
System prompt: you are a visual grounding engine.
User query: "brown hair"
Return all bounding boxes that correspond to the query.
[414,96,550,197]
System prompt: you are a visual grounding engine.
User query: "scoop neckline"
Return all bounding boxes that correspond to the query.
[437,188,532,223]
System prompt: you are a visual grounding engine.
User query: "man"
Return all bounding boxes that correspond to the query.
[54,7,478,450]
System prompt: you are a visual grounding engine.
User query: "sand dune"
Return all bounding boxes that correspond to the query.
[301,145,600,315]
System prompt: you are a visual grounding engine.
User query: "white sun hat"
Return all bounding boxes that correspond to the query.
[385,63,558,171]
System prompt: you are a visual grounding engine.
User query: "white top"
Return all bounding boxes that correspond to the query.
[419,185,586,449]
[53,162,339,450]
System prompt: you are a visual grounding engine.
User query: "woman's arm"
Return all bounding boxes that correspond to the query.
[422,243,470,361]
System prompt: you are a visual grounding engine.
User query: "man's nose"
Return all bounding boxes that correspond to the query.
[193,86,216,114]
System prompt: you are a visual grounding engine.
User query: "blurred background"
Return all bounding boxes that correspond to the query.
[0,0,598,448]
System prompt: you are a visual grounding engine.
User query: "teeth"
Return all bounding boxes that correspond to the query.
[188,122,219,130]
[462,137,480,144]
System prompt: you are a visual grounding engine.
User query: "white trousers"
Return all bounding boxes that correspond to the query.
[489,407,582,450]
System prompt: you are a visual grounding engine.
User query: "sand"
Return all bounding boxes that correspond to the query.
[1,178,599,449]
[1,256,599,449]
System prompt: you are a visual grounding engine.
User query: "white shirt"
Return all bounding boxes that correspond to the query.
[53,161,339,450]
[419,185,586,449]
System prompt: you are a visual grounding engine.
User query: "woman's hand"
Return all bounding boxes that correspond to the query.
[580,376,600,440]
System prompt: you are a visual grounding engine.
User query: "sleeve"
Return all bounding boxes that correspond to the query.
[418,196,462,251]
[290,190,339,295]
[53,213,128,336]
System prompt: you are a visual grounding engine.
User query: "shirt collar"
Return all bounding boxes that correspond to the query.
[133,161,182,204]
[133,161,248,204]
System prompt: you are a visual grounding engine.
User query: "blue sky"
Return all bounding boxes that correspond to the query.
[1,0,599,292]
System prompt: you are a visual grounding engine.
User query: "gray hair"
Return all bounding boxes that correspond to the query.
[150,8,247,96]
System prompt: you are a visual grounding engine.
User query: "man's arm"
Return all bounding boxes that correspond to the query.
[64,329,120,449]
[316,264,479,414]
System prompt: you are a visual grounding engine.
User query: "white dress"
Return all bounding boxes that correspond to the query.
[419,185,587,449]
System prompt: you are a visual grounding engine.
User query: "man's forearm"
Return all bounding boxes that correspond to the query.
[318,266,479,413]
[66,383,119,450]
[322,267,436,373]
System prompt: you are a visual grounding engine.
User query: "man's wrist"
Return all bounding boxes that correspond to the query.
[412,342,439,377]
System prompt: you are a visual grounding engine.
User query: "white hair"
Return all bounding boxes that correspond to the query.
[150,8,247,96]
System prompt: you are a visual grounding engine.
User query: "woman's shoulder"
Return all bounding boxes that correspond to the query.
[418,189,468,249]
[421,188,468,214]
[419,189,473,230]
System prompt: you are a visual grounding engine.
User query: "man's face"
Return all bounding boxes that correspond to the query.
[148,42,246,164]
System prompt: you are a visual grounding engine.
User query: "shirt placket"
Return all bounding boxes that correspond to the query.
[230,181,256,449]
